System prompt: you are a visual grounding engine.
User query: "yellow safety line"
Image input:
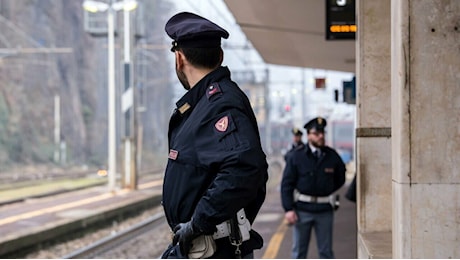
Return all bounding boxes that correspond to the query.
[0,179,163,227]
[262,219,290,259]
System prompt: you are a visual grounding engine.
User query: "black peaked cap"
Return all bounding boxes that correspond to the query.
[292,127,303,136]
[165,12,229,51]
[304,117,327,132]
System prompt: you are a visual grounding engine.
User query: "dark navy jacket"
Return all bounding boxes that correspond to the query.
[281,144,346,213]
[162,66,268,245]
[284,142,305,162]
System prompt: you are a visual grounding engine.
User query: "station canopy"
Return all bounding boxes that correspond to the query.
[223,0,356,73]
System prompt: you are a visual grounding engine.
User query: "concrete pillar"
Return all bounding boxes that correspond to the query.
[355,0,392,258]
[391,0,460,258]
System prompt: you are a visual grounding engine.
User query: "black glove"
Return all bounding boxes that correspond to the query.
[172,220,202,256]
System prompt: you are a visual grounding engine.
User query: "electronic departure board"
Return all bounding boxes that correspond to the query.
[326,0,356,40]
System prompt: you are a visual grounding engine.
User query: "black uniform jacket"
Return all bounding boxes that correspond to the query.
[281,145,345,213]
[162,66,268,236]
[284,142,305,162]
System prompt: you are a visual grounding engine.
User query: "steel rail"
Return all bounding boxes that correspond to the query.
[62,211,165,259]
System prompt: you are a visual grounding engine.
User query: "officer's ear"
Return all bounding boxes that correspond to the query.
[219,48,224,65]
[175,50,185,70]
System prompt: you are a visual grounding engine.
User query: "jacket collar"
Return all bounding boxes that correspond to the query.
[175,66,230,115]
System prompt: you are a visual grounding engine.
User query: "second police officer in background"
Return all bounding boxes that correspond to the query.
[161,12,268,259]
[284,127,305,161]
[281,117,346,259]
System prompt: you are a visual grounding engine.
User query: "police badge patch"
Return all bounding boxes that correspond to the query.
[325,168,335,173]
[206,83,222,99]
[215,116,228,132]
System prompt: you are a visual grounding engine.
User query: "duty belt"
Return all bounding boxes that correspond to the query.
[297,194,330,203]
[294,190,331,203]
[294,190,340,210]
[212,208,251,242]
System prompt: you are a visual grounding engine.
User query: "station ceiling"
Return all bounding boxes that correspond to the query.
[223,0,356,73]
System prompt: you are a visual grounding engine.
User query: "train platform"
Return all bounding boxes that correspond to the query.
[0,163,357,258]
[253,176,357,258]
[0,176,163,256]
[0,176,106,206]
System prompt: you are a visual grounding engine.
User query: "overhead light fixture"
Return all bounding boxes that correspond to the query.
[113,0,138,11]
[83,0,138,13]
[82,0,109,13]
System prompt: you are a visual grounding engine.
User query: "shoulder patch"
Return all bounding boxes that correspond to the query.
[206,83,222,99]
[215,116,228,132]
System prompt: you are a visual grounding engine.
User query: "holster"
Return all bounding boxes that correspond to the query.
[165,209,250,259]
[329,194,340,210]
[188,235,216,259]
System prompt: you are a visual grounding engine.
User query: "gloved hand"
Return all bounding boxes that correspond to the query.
[172,220,202,255]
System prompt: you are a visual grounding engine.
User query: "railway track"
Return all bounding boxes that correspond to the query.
[62,211,166,259]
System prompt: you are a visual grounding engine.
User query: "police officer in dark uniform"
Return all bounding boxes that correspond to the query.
[284,127,305,161]
[281,117,346,259]
[161,12,268,259]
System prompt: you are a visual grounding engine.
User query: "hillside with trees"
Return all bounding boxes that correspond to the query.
[0,0,174,175]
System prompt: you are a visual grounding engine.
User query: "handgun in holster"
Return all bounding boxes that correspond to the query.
[329,194,340,210]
